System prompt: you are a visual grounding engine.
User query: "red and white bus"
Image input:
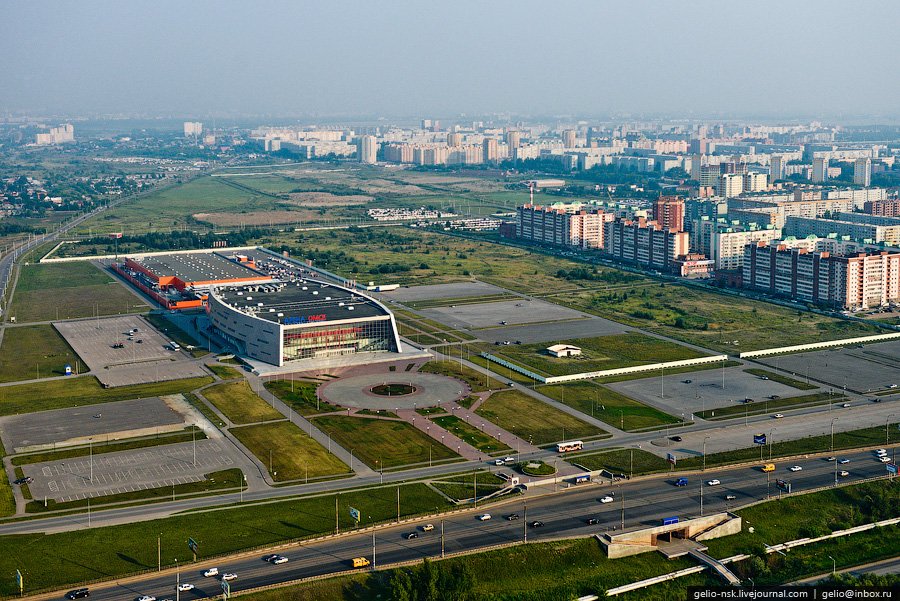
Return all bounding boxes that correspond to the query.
[556,440,584,453]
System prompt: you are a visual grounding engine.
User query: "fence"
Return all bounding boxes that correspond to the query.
[739,332,900,358]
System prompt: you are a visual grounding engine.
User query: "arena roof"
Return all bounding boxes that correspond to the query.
[214,280,388,324]
[129,252,264,284]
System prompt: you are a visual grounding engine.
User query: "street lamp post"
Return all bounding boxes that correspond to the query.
[702,436,710,472]
[828,555,836,576]
[830,418,838,452]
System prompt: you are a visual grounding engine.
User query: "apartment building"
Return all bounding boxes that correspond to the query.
[603,218,690,271]
[784,215,900,245]
[516,204,613,249]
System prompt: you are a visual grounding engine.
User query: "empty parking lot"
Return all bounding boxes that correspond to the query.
[757,341,900,393]
[22,439,236,502]
[422,298,589,330]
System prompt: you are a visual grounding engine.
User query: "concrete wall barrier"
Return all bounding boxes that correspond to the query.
[739,332,900,358]
[40,244,259,263]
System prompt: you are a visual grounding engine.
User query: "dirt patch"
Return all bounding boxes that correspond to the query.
[285,192,373,206]
[193,210,324,226]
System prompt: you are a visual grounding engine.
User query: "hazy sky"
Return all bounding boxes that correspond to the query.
[2,0,899,119]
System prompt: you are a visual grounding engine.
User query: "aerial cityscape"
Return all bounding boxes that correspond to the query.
[0,1,899,600]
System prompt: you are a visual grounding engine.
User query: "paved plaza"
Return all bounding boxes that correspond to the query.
[0,396,187,453]
[318,371,469,410]
[386,281,509,302]
[422,298,589,330]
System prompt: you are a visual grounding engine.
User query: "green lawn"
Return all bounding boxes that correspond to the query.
[9,261,147,322]
[206,363,242,379]
[230,421,350,481]
[0,375,213,416]
[265,379,339,415]
[311,415,458,469]
[568,448,671,475]
[0,324,82,382]
[430,472,508,501]
[202,380,284,424]
[0,482,451,597]
[430,415,512,454]
[744,368,818,390]
[490,332,706,377]
[474,390,607,446]
[418,360,505,392]
[696,392,843,420]
[538,380,680,431]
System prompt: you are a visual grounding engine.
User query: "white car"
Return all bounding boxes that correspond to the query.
[875,449,887,455]
[136,597,156,601]
[839,470,850,477]
[272,556,288,565]
[203,568,218,577]
[789,465,803,472]
[494,459,505,466]
[504,456,516,464]
[176,584,194,592]
[772,413,784,419]
[477,513,492,521]
[599,495,614,503]
[221,573,237,581]
[706,479,721,486]
[879,456,892,463]
[839,459,851,464]
[421,523,435,532]
[841,403,851,408]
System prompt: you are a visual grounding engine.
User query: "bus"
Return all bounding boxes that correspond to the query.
[168,341,181,351]
[557,440,584,453]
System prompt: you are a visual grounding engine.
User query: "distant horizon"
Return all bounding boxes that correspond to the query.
[3,0,900,119]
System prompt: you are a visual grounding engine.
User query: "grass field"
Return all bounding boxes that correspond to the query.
[569,448,671,475]
[0,482,452,597]
[474,390,607,446]
[556,283,884,353]
[538,381,680,431]
[593,359,742,383]
[206,363,242,379]
[0,324,82,382]
[9,261,147,322]
[230,421,350,481]
[202,381,284,424]
[311,415,458,469]
[430,472,508,501]
[744,368,818,390]
[430,415,512,454]
[695,392,843,420]
[418,360,504,392]
[265,379,339,415]
[489,333,705,377]
[0,375,212,416]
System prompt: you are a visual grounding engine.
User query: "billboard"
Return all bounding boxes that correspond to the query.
[775,479,791,493]
[887,463,898,475]
[753,433,767,445]
[666,452,677,465]
[349,507,360,522]
[663,517,679,526]
[188,537,199,554]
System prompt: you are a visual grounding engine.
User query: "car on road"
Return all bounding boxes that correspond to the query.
[203,568,219,577]
[706,479,721,486]
[841,403,851,408]
[682,379,692,384]
[789,465,803,472]
[839,459,851,464]
[65,589,90,599]
[599,495,614,503]
[586,518,600,525]
[221,573,237,581]
[477,513,492,521]
[826,456,836,461]
[870,398,882,403]
[769,395,780,399]
[773,413,784,419]
[879,456,892,463]
[725,494,737,501]
[504,456,516,463]
[421,523,434,532]
[176,584,194,592]
[839,471,850,477]
[759,376,770,380]
[529,521,545,528]
[272,556,288,564]
[352,557,370,568]
[505,513,520,521]
[262,554,278,562]
[875,449,887,455]
[135,596,156,601]
[494,459,505,466]
[406,532,419,539]
[669,436,682,442]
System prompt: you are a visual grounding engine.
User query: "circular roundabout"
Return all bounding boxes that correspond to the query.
[318,372,469,410]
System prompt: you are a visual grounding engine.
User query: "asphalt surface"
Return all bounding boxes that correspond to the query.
[36,445,898,601]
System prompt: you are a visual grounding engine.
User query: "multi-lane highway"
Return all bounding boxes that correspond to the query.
[30,446,896,601]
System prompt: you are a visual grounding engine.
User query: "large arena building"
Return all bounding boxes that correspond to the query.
[113,248,404,367]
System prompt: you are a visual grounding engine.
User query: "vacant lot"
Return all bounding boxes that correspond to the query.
[311,415,458,469]
[0,324,82,382]
[538,381,680,431]
[0,375,213,417]
[202,381,284,424]
[475,390,607,446]
[10,261,147,322]
[557,283,884,353]
[491,332,705,377]
[230,421,350,481]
